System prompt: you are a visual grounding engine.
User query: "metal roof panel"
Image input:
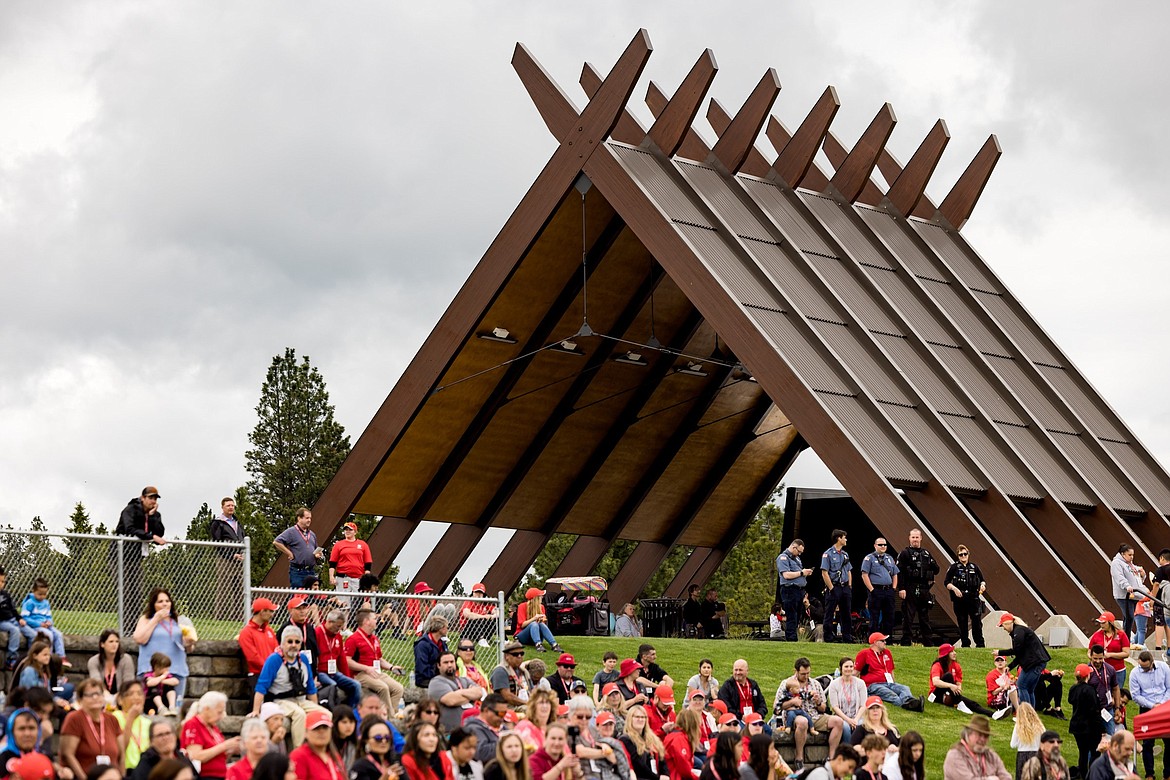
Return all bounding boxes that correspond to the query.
[610,143,714,227]
[800,192,895,270]
[858,206,945,281]
[912,221,1001,291]
[676,223,780,311]
[997,423,1096,509]
[919,278,1013,356]
[738,177,839,257]
[747,308,856,396]
[804,253,905,335]
[1035,364,1129,442]
[974,292,1063,367]
[811,320,914,406]
[818,392,927,485]
[933,345,1025,425]
[983,354,1079,433]
[1048,430,1145,515]
[939,414,1044,501]
[1102,439,1170,513]
[873,333,970,416]
[879,403,986,493]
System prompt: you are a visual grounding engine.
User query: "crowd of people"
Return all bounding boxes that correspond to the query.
[2,489,1168,780]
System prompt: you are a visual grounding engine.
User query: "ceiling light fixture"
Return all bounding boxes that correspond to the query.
[477,327,518,344]
[675,361,708,377]
[549,339,585,356]
[613,351,648,366]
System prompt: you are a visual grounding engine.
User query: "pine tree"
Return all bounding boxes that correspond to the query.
[451,578,465,597]
[65,502,93,556]
[245,348,351,538]
[706,493,784,623]
[187,503,214,541]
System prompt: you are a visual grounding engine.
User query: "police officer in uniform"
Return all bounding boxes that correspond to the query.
[897,529,940,645]
[820,530,853,643]
[861,538,898,636]
[776,539,813,642]
[944,544,986,648]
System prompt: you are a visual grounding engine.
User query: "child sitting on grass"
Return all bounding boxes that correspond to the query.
[145,651,180,715]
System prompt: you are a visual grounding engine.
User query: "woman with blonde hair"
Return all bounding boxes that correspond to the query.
[663,709,701,780]
[483,732,529,780]
[849,696,900,747]
[515,588,562,652]
[1010,703,1045,780]
[618,705,663,780]
[515,689,557,752]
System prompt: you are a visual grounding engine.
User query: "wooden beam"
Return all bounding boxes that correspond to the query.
[579,62,645,144]
[648,49,718,157]
[411,524,486,593]
[829,103,897,204]
[367,516,421,583]
[481,530,551,598]
[822,131,885,205]
[705,100,771,177]
[608,543,671,607]
[646,81,711,162]
[710,69,781,174]
[513,44,579,140]
[886,119,950,217]
[267,31,652,586]
[875,147,939,219]
[551,535,612,578]
[766,116,831,191]
[771,86,840,189]
[664,548,713,597]
[939,134,1001,230]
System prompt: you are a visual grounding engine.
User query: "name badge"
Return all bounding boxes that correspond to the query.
[327,659,337,675]
[885,673,894,684]
[96,756,111,766]
[742,706,753,717]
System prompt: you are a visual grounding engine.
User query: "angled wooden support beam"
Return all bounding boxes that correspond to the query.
[939,134,1001,230]
[823,131,886,205]
[772,86,840,189]
[367,516,422,583]
[580,62,645,144]
[664,548,713,597]
[608,543,671,607]
[551,535,613,578]
[646,81,711,161]
[646,49,718,157]
[411,523,486,593]
[706,100,771,177]
[710,69,781,174]
[482,530,551,597]
[766,117,831,191]
[887,119,950,217]
[829,103,897,204]
[514,28,652,148]
[875,147,939,219]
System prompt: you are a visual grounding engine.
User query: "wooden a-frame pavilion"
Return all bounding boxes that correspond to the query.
[265,31,1170,623]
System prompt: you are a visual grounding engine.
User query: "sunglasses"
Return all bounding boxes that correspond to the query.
[371,735,393,743]
[422,710,439,715]
[958,552,969,557]
[458,646,475,652]
[1044,739,1063,744]
[507,651,525,657]
[875,543,887,547]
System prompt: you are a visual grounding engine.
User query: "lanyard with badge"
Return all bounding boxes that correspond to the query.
[84,713,110,765]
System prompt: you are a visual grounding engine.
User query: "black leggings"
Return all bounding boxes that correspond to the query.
[1035,675,1064,712]
[1072,732,1100,779]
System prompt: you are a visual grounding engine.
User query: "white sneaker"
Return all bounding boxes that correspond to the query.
[992,707,1010,720]
[927,692,937,704]
[957,701,974,715]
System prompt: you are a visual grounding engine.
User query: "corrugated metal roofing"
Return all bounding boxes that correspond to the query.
[799,192,895,270]
[1049,430,1145,515]
[677,161,775,242]
[859,207,948,282]
[747,308,856,396]
[610,143,714,227]
[1036,364,1129,442]
[804,253,905,335]
[997,423,1096,509]
[738,177,839,256]
[983,354,1079,433]
[863,265,959,346]
[676,223,780,310]
[932,345,1025,425]
[743,239,847,324]
[918,278,1013,357]
[818,392,927,485]
[812,320,914,406]
[911,221,1001,292]
[939,413,1043,501]
[973,292,1063,367]
[879,403,985,493]
[1102,440,1170,512]
[873,333,970,417]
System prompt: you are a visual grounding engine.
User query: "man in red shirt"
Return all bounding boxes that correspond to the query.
[328,521,372,603]
[854,632,923,711]
[315,608,361,708]
[647,683,678,738]
[239,597,279,678]
[289,709,344,780]
[345,609,405,714]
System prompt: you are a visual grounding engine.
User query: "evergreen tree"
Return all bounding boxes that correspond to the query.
[245,348,351,538]
[233,486,277,587]
[65,502,93,556]
[187,503,214,541]
[451,578,465,597]
[706,492,784,624]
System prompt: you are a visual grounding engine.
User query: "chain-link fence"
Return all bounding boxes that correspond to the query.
[251,586,506,684]
[0,530,248,641]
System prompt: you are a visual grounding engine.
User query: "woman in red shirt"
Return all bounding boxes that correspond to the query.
[1089,611,1132,689]
[290,711,345,780]
[927,644,995,716]
[515,588,562,652]
[530,724,582,780]
[399,723,453,780]
[228,718,273,780]
[60,678,126,777]
[181,691,241,780]
[663,709,701,780]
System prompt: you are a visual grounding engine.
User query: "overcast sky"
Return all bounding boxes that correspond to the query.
[3,2,1168,588]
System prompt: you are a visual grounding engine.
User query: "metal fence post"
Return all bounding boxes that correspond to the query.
[243,536,252,623]
[497,591,506,667]
[116,538,124,636]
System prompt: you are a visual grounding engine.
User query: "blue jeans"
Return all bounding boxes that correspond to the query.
[1136,615,1148,647]
[290,565,316,588]
[1016,666,1042,707]
[21,624,64,656]
[0,620,21,656]
[867,682,913,707]
[1117,599,1137,638]
[518,622,556,647]
[1115,667,1128,691]
[319,671,361,708]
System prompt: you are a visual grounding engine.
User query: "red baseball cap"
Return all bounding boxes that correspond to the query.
[342,521,358,532]
[687,688,706,700]
[1075,663,1093,678]
[709,700,728,714]
[654,684,675,703]
[743,712,764,725]
[414,582,434,595]
[603,683,621,697]
[557,653,577,667]
[596,711,616,726]
[503,710,520,724]
[1096,611,1116,623]
[306,710,333,730]
[251,597,278,613]
[525,587,546,600]
[472,582,487,593]
[998,613,1016,626]
[717,713,740,726]
[865,696,884,709]
[557,704,570,717]
[868,632,888,644]
[287,594,308,610]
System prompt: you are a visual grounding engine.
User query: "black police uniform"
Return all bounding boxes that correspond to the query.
[896,543,939,644]
[944,560,986,647]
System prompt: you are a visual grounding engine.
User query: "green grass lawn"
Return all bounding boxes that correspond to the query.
[554,636,1094,779]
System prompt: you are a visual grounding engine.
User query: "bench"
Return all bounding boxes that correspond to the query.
[772,727,830,764]
[731,620,772,639]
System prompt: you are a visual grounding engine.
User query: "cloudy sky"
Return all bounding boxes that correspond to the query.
[3,1,1167,587]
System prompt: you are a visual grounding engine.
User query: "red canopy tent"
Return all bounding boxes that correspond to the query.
[1134,700,1170,739]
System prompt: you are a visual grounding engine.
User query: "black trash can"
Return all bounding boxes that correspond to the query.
[638,598,683,637]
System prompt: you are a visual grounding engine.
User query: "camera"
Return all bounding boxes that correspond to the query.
[566,725,580,750]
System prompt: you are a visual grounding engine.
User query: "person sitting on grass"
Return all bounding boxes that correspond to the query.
[854,633,922,712]
[144,652,180,716]
[592,652,620,705]
[850,697,900,748]
[928,644,996,717]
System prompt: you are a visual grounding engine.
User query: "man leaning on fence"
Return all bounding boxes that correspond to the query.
[115,486,168,634]
[210,496,246,621]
